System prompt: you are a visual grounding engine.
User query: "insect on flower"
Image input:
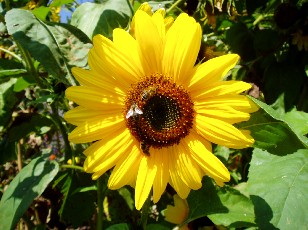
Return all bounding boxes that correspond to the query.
[141,87,157,100]
[126,103,143,119]
[140,141,150,156]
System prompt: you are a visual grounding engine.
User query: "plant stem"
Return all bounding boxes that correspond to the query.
[61,164,84,171]
[0,47,23,62]
[140,194,151,229]
[50,103,73,160]
[96,177,104,230]
[166,0,184,14]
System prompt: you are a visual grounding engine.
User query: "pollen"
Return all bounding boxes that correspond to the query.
[124,74,194,155]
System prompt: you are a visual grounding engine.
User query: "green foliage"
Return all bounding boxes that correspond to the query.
[71,0,133,39]
[0,0,307,229]
[247,149,308,229]
[0,156,59,229]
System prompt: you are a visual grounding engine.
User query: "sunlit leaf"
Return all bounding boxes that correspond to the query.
[71,0,132,39]
[186,177,256,228]
[283,110,308,136]
[239,97,308,155]
[0,156,59,229]
[5,9,91,85]
[13,75,36,92]
[247,148,308,229]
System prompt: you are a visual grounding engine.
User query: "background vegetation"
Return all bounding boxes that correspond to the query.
[0,0,307,229]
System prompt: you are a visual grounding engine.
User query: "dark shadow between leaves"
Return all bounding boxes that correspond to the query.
[250,195,279,230]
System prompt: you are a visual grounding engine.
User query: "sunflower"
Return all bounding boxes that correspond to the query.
[64,5,258,210]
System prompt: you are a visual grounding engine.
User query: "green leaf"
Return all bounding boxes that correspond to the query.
[32,6,50,20]
[0,156,59,230]
[239,97,308,155]
[186,177,256,228]
[71,1,133,39]
[0,78,23,133]
[247,148,308,229]
[146,224,170,230]
[13,75,36,92]
[118,187,134,211]
[0,59,26,80]
[106,223,130,230]
[283,110,308,136]
[5,9,91,85]
[58,172,96,227]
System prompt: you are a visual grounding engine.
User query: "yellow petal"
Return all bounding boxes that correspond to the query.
[91,34,142,84]
[189,54,240,89]
[152,147,169,203]
[135,156,157,210]
[112,28,145,77]
[192,81,252,99]
[168,146,191,199]
[64,106,103,126]
[184,131,230,183]
[83,128,132,174]
[176,143,203,190]
[196,114,255,148]
[135,10,164,75]
[68,116,125,143]
[195,95,259,113]
[108,142,143,189]
[65,86,124,111]
[163,13,201,85]
[72,68,125,96]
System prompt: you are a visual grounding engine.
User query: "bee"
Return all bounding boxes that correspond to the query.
[126,103,143,119]
[141,87,157,100]
[140,141,150,156]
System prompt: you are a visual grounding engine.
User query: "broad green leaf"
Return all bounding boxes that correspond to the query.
[239,97,308,155]
[247,148,308,229]
[0,78,22,132]
[283,110,308,136]
[186,177,256,228]
[0,156,59,230]
[71,1,133,39]
[5,9,91,85]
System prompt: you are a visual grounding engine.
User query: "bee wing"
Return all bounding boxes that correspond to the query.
[134,106,143,115]
[126,108,134,119]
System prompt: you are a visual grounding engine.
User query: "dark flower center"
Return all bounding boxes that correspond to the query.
[124,74,194,156]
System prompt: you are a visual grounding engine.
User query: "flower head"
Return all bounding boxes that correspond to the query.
[65,5,258,210]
